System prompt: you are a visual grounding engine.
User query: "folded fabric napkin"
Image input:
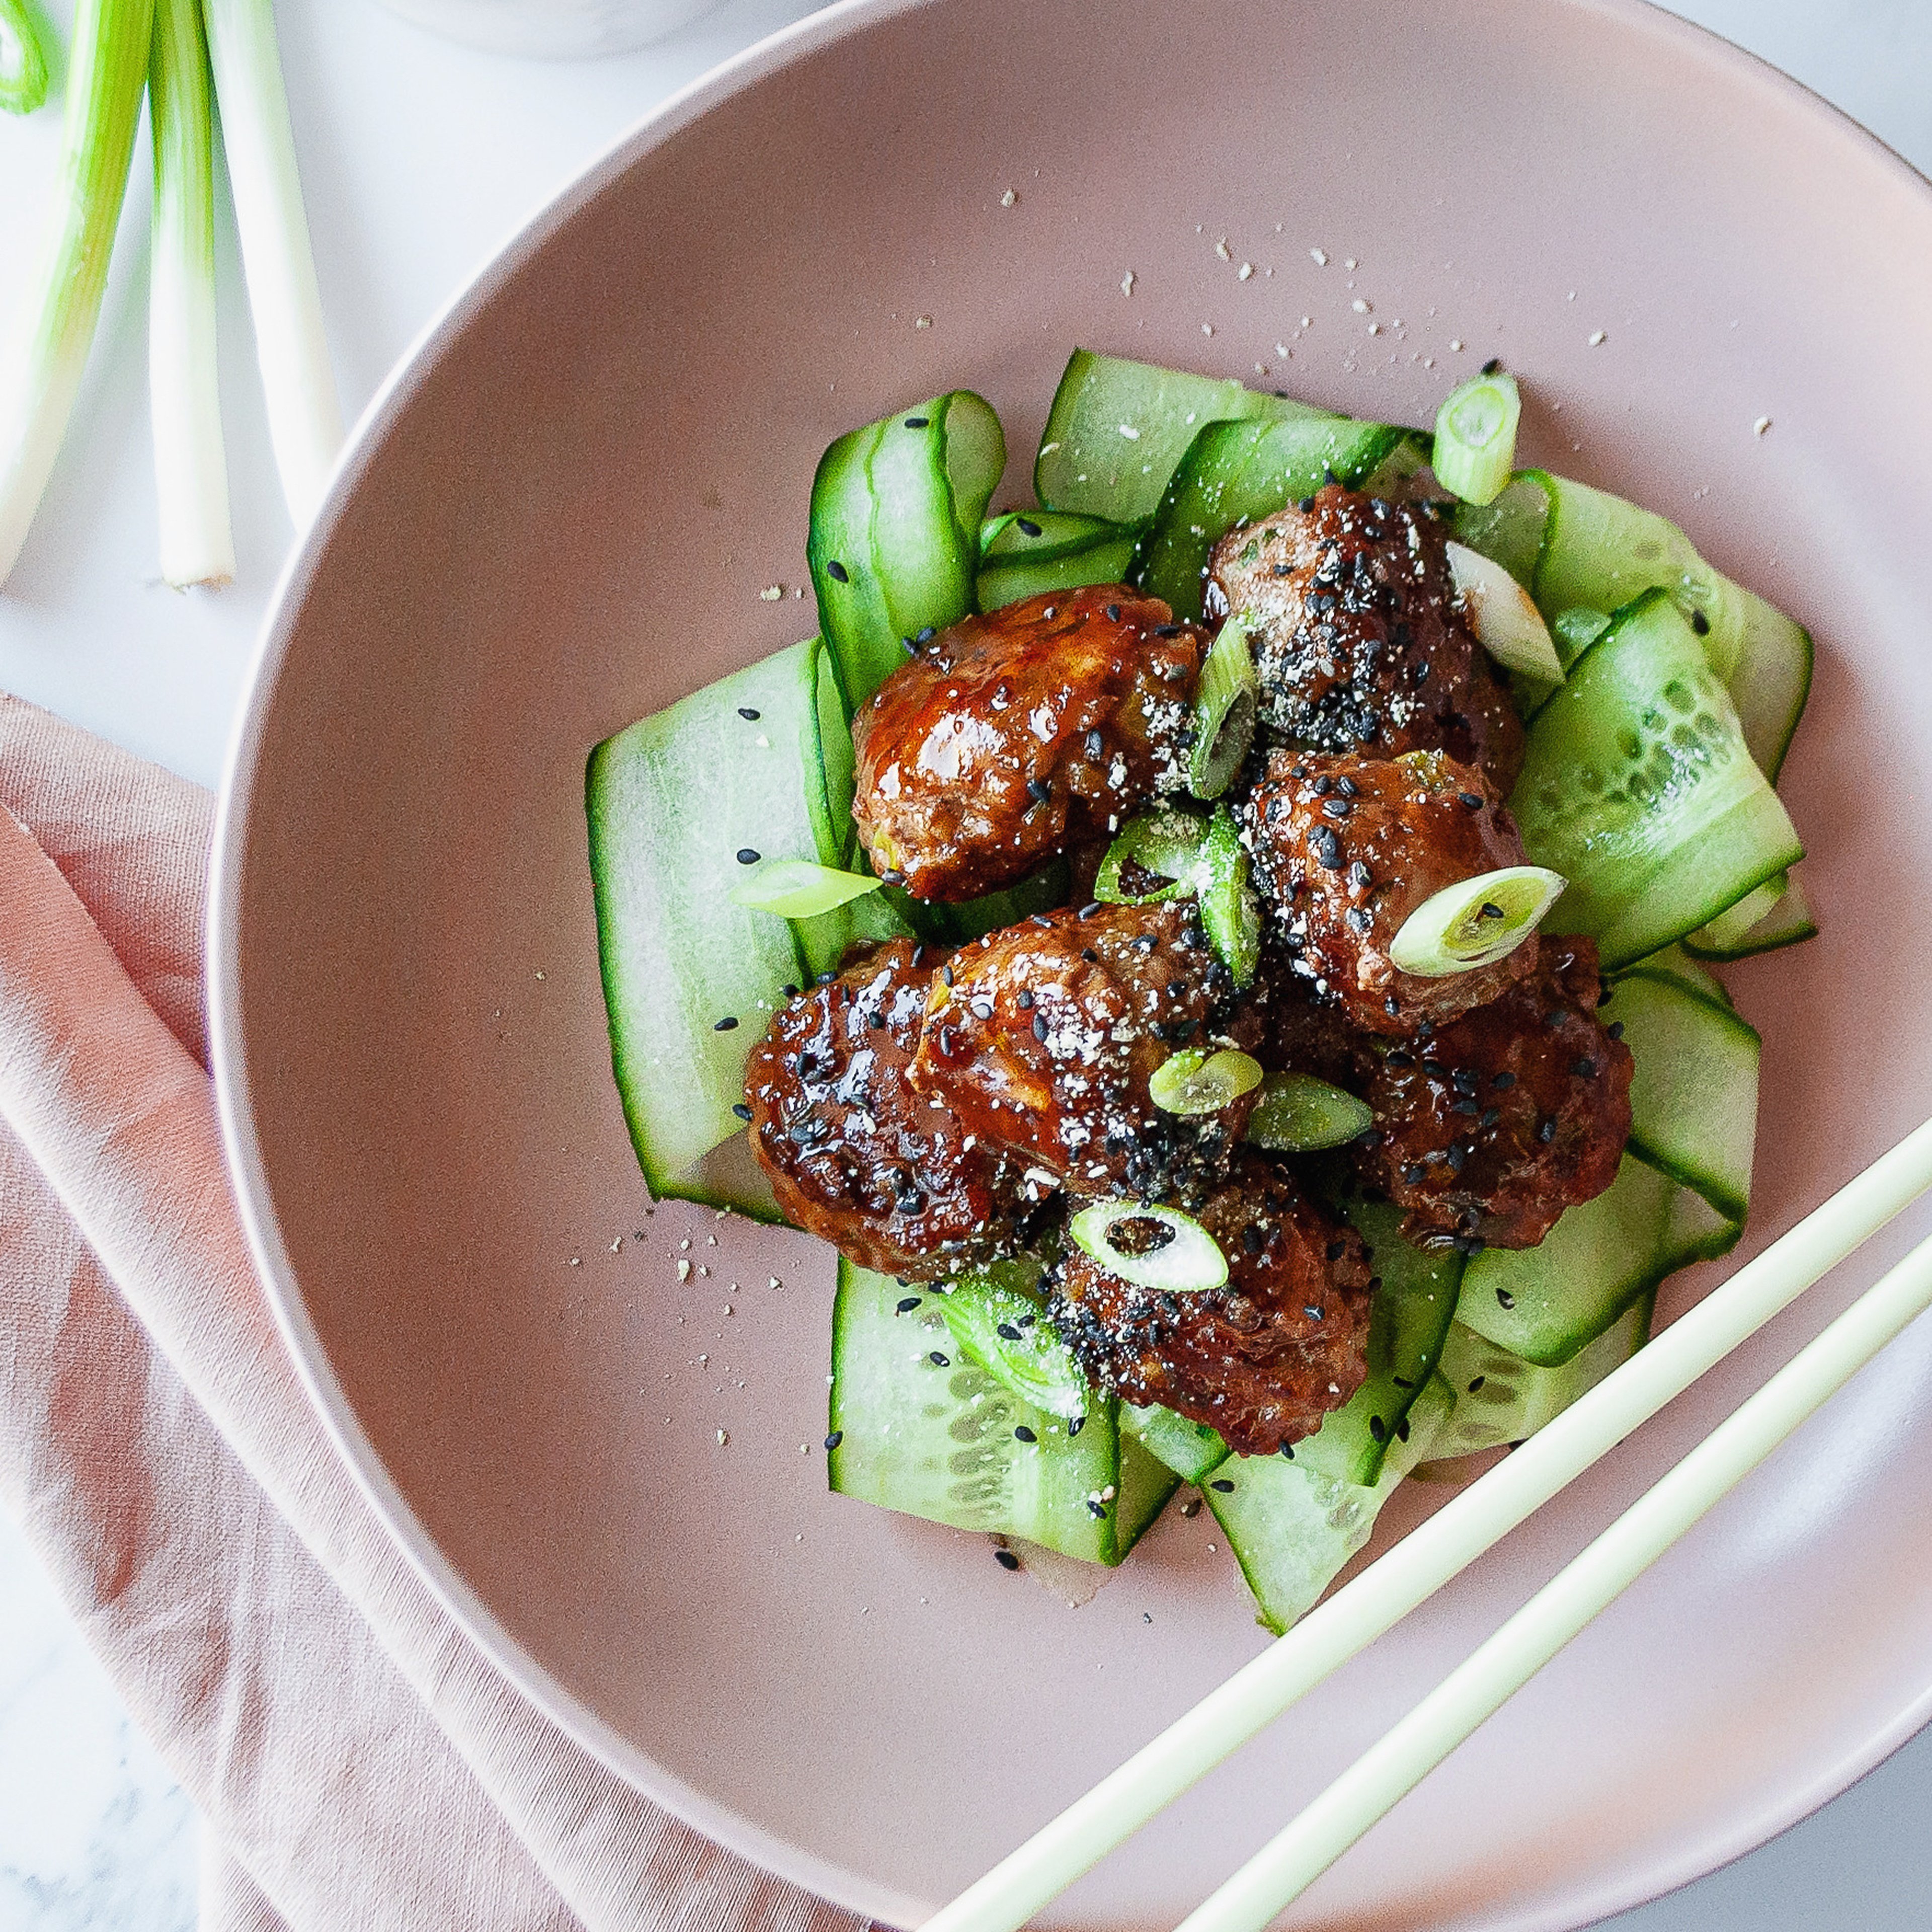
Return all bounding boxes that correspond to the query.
[0,690,868,1932]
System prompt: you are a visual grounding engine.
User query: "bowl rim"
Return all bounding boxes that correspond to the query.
[206,2,1932,1924]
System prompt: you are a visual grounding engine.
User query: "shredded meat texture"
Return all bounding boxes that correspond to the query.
[1048,1158,1375,1456]
[1242,747,1537,1037]
[1206,484,1524,792]
[1249,946,1379,1090]
[908,901,1253,1197]
[1354,937,1634,1251]
[744,940,1036,1277]
[851,586,1203,902]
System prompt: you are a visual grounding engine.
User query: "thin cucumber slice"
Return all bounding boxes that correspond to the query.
[1451,470,1552,588]
[1293,1197,1463,1486]
[829,1263,1138,1564]
[977,528,1140,612]
[587,639,830,1214]
[937,1266,1095,1421]
[1617,942,1730,1008]
[1728,586,1813,782]
[1552,607,1613,670]
[1613,969,1760,1221]
[1509,589,1804,969]
[1684,872,1786,956]
[1121,1402,1230,1484]
[889,856,1070,947]
[1684,868,1817,960]
[1208,1375,1452,1635]
[1133,413,1410,620]
[1034,349,1333,523]
[808,391,1006,710]
[1428,1296,1653,1462]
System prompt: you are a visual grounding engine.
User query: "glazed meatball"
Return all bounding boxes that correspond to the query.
[1207,484,1524,791]
[1046,1158,1375,1456]
[908,901,1253,1197]
[744,940,1036,1277]
[1250,944,1379,1091]
[851,587,1203,902]
[1243,747,1538,1036]
[1354,936,1634,1251]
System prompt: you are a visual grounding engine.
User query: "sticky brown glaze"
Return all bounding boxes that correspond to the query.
[1354,937,1634,1251]
[1250,944,1380,1091]
[851,587,1204,902]
[744,939,1036,1278]
[1206,484,1524,792]
[908,901,1254,1198]
[1242,747,1537,1036]
[1046,1157,1375,1456]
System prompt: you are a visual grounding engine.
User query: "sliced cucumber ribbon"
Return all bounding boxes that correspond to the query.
[728,857,883,920]
[1070,1200,1229,1294]
[1189,615,1259,799]
[1387,864,1567,977]
[1445,539,1562,685]
[1149,1047,1263,1116]
[1246,1071,1373,1152]
[976,507,1141,612]
[1432,370,1521,507]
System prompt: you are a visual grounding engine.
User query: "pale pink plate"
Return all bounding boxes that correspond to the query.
[210,2,1932,1925]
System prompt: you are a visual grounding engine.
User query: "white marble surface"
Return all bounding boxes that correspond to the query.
[4,0,1932,1926]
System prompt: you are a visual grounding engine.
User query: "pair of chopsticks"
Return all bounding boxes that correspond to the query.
[926,1113,1932,1932]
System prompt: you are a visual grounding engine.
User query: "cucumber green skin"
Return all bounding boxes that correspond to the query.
[808,390,1006,712]
[1509,589,1804,969]
[1619,942,1730,1008]
[587,639,836,1220]
[1683,869,1818,961]
[1208,1375,1452,1635]
[1034,349,1335,524]
[1728,588,1814,783]
[1121,1402,1230,1485]
[888,856,1070,947]
[1293,1197,1463,1487]
[977,532,1140,612]
[1131,415,1410,620]
[829,1263,1175,1565]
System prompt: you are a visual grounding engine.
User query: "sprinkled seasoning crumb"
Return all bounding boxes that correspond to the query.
[914,315,932,330]
[1201,322,1214,336]
[1120,270,1135,296]
[1238,262,1253,281]
[760,585,784,601]
[716,1429,729,1446]
[1215,237,1231,261]
[1588,330,1606,347]
[1351,298,1370,314]
[1310,247,1328,266]
[1753,416,1773,436]
[1450,338,1464,352]
[677,1259,691,1280]
[1001,187,1017,207]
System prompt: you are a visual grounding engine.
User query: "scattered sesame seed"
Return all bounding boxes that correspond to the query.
[731,1102,752,1121]
[1450,338,1463,352]
[1351,298,1369,314]
[1587,330,1606,347]
[904,416,930,429]
[1001,187,1017,206]
[1495,1288,1515,1310]
[1209,1478,1236,1493]
[996,1548,1021,1570]
[1753,416,1772,436]
[716,1429,729,1445]
[928,1350,950,1367]
[1014,1424,1037,1443]
[824,1430,843,1450]
[759,585,783,601]
[1121,270,1135,296]
[1238,263,1253,281]
[713,1016,740,1032]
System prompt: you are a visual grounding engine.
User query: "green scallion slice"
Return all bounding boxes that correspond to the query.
[728,858,883,920]
[1246,1071,1375,1152]
[1445,539,1562,684]
[1432,369,1521,507]
[1387,863,1567,978]
[1,0,58,113]
[1093,806,1212,905]
[1149,1047,1263,1116]
[1069,1201,1228,1295]
[1188,614,1258,799]
[1197,807,1260,988]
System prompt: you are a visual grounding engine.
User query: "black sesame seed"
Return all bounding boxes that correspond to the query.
[879,869,907,887]
[1313,826,1344,869]
[1468,1375,1486,1393]
[1026,776,1052,803]
[1304,1304,1325,1322]
[1014,1424,1037,1443]
[1279,1440,1297,1458]
[1402,1163,1427,1185]
[1154,623,1183,637]
[1017,516,1042,535]
[1572,1057,1598,1079]
[1492,1070,1515,1090]
[1326,1239,1347,1261]
[1496,1286,1515,1310]
[1369,1415,1388,1443]
[714,1016,740,1032]
[737,706,761,720]
[917,625,936,643]
[1016,990,1035,1010]
[1069,1415,1086,1435]
[1539,1116,1558,1144]
[1087,1499,1108,1518]
[1395,1415,1411,1442]
[1480,902,1504,920]
[1082,947,1099,963]
[1297,495,1316,513]
[1691,608,1711,636]
[1458,791,1484,810]
[1481,356,1501,375]
[1349,861,1373,890]
[940,964,954,986]
[1079,901,1101,920]
[996,1321,1023,1341]
[1210,1478,1236,1493]
[1242,1224,1264,1254]
[1032,1013,1050,1041]
[1355,1126,1384,1149]
[731,1102,752,1121]
[1105,603,1121,622]
[736,847,761,864]
[1386,996,1403,1016]
[995,1548,1021,1570]
[826,559,850,583]
[905,416,931,429]
[928,1350,950,1367]
[824,1430,843,1450]
[1607,1021,1626,1041]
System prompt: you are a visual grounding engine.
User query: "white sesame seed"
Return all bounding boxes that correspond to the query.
[1215,237,1230,260]
[1450,338,1464,352]
[677,1258,690,1280]
[1753,415,1773,436]
[1238,262,1253,281]
[1367,321,1381,335]
[1120,270,1135,296]
[1344,257,1357,269]
[1201,322,1214,336]
[716,1429,729,1446]
[1117,423,1141,440]
[1588,330,1606,347]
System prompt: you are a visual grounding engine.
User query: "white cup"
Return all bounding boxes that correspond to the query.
[377,0,723,57]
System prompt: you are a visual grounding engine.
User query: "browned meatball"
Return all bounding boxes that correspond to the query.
[1250,944,1379,1090]
[744,940,1037,1277]
[908,901,1252,1197]
[1242,747,1538,1037]
[1207,484,1524,792]
[1046,1158,1375,1456]
[851,587,1203,902]
[1354,937,1633,1251]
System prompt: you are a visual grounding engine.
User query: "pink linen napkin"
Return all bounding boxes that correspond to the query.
[0,689,869,1932]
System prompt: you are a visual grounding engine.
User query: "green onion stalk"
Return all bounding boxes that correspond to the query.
[0,0,59,114]
[203,0,341,526]
[0,0,154,588]
[150,0,234,587]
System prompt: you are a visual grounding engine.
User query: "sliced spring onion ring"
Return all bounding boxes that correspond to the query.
[1446,539,1563,684]
[1552,606,1613,668]
[1188,615,1259,799]
[1432,369,1521,506]
[1246,1072,1375,1151]
[1197,808,1260,988]
[1093,806,1212,905]
[1388,863,1567,978]
[728,858,883,920]
[0,0,58,113]
[1069,1201,1228,1295]
[1095,806,1258,986]
[1149,1047,1263,1116]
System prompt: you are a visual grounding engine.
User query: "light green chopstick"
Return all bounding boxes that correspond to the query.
[921,1113,1932,1932]
[1180,1221,1932,1932]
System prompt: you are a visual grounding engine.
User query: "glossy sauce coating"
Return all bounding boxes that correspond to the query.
[908,901,1253,1197]
[851,586,1203,902]
[1354,937,1634,1250]
[1047,1157,1374,1456]
[744,940,1035,1277]
[1207,484,1524,792]
[1242,747,1537,1036]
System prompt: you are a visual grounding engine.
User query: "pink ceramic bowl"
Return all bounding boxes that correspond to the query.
[210,2,1932,1925]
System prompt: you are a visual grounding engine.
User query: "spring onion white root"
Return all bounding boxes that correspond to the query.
[203,0,341,526]
[149,0,233,587]
[0,0,153,587]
